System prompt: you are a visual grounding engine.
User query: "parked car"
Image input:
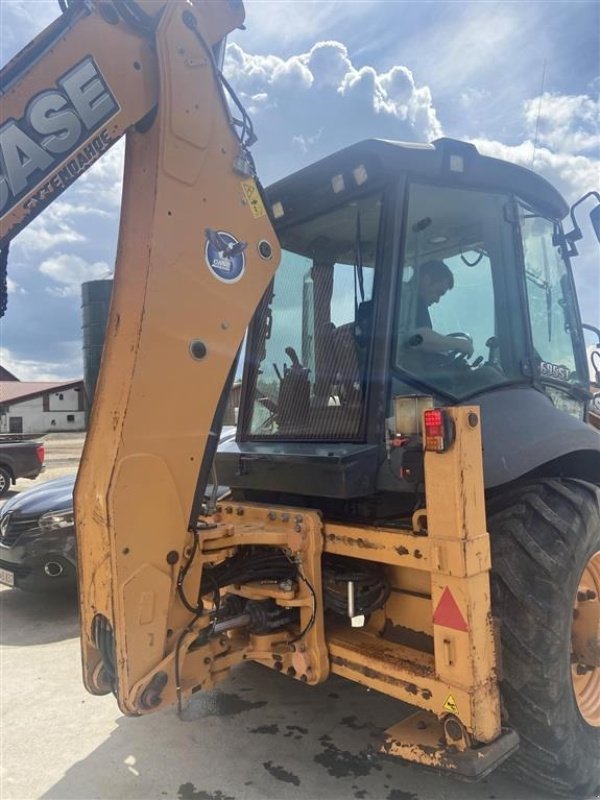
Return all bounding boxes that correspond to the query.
[0,427,236,591]
[0,439,45,497]
[0,474,76,591]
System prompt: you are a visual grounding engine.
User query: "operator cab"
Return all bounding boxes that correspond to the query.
[216,139,599,508]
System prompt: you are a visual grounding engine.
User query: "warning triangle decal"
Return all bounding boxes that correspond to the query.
[433,587,469,632]
[443,694,459,714]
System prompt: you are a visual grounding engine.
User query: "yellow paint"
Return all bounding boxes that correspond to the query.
[241,179,267,218]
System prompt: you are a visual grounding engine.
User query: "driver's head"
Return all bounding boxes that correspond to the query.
[418,260,454,306]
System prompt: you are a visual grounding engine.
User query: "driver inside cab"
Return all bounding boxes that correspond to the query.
[409,259,474,356]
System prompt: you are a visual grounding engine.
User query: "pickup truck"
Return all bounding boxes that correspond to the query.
[0,440,45,497]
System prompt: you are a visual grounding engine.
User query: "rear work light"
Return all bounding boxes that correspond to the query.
[36,444,45,464]
[423,408,455,452]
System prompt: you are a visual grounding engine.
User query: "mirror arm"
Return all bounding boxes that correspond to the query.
[582,323,600,346]
[565,191,600,249]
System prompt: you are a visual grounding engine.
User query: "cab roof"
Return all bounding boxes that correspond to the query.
[266,138,568,226]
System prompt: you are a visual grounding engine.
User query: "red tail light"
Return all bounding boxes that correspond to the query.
[423,408,454,452]
[36,444,45,464]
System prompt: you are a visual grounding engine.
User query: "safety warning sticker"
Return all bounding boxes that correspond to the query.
[443,694,459,715]
[241,180,267,219]
[432,586,469,632]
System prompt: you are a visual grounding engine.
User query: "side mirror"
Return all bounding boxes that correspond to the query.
[565,191,600,256]
[590,204,600,243]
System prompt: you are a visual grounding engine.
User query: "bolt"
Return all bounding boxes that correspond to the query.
[189,340,207,360]
[287,667,296,677]
[586,590,597,600]
[281,513,290,522]
[268,511,277,521]
[274,661,283,671]
[577,590,588,602]
[295,515,303,523]
[468,412,479,428]
[166,550,179,565]
[203,657,211,665]
[225,506,233,514]
[258,240,273,260]
[236,507,244,516]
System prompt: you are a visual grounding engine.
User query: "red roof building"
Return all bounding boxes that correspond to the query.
[0,380,85,435]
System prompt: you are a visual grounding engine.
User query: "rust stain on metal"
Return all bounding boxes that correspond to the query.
[330,653,430,686]
[327,533,383,551]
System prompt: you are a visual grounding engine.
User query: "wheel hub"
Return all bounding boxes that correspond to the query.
[572,550,600,726]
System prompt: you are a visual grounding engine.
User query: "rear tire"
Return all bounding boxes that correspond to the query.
[488,478,600,797]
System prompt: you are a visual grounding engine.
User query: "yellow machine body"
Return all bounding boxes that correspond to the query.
[1,0,597,792]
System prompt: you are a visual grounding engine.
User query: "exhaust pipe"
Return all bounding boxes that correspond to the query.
[44,561,64,577]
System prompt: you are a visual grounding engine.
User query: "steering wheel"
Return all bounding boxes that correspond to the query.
[446,331,473,362]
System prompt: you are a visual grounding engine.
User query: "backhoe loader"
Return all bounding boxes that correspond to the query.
[1,0,599,795]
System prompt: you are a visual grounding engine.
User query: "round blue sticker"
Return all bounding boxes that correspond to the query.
[204,229,246,283]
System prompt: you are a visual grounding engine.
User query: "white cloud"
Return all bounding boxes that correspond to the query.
[233,1,377,52]
[1,1,58,62]
[12,195,116,258]
[523,93,600,155]
[15,219,86,254]
[39,254,113,297]
[459,88,492,110]
[225,41,442,179]
[471,138,599,200]
[43,201,111,222]
[76,140,124,207]
[392,5,520,97]
[6,277,25,295]
[0,345,81,382]
[303,40,353,89]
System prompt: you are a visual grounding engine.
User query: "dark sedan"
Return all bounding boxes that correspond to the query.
[0,426,236,592]
[0,474,76,591]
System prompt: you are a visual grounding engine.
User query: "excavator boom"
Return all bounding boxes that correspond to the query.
[1,0,280,710]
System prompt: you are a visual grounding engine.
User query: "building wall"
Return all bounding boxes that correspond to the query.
[0,388,86,434]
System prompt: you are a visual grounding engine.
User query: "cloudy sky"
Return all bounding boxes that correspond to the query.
[1,0,598,380]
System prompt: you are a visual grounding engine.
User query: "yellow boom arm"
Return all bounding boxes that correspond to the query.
[0,0,280,711]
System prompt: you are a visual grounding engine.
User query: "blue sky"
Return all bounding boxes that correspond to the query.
[1,0,598,380]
